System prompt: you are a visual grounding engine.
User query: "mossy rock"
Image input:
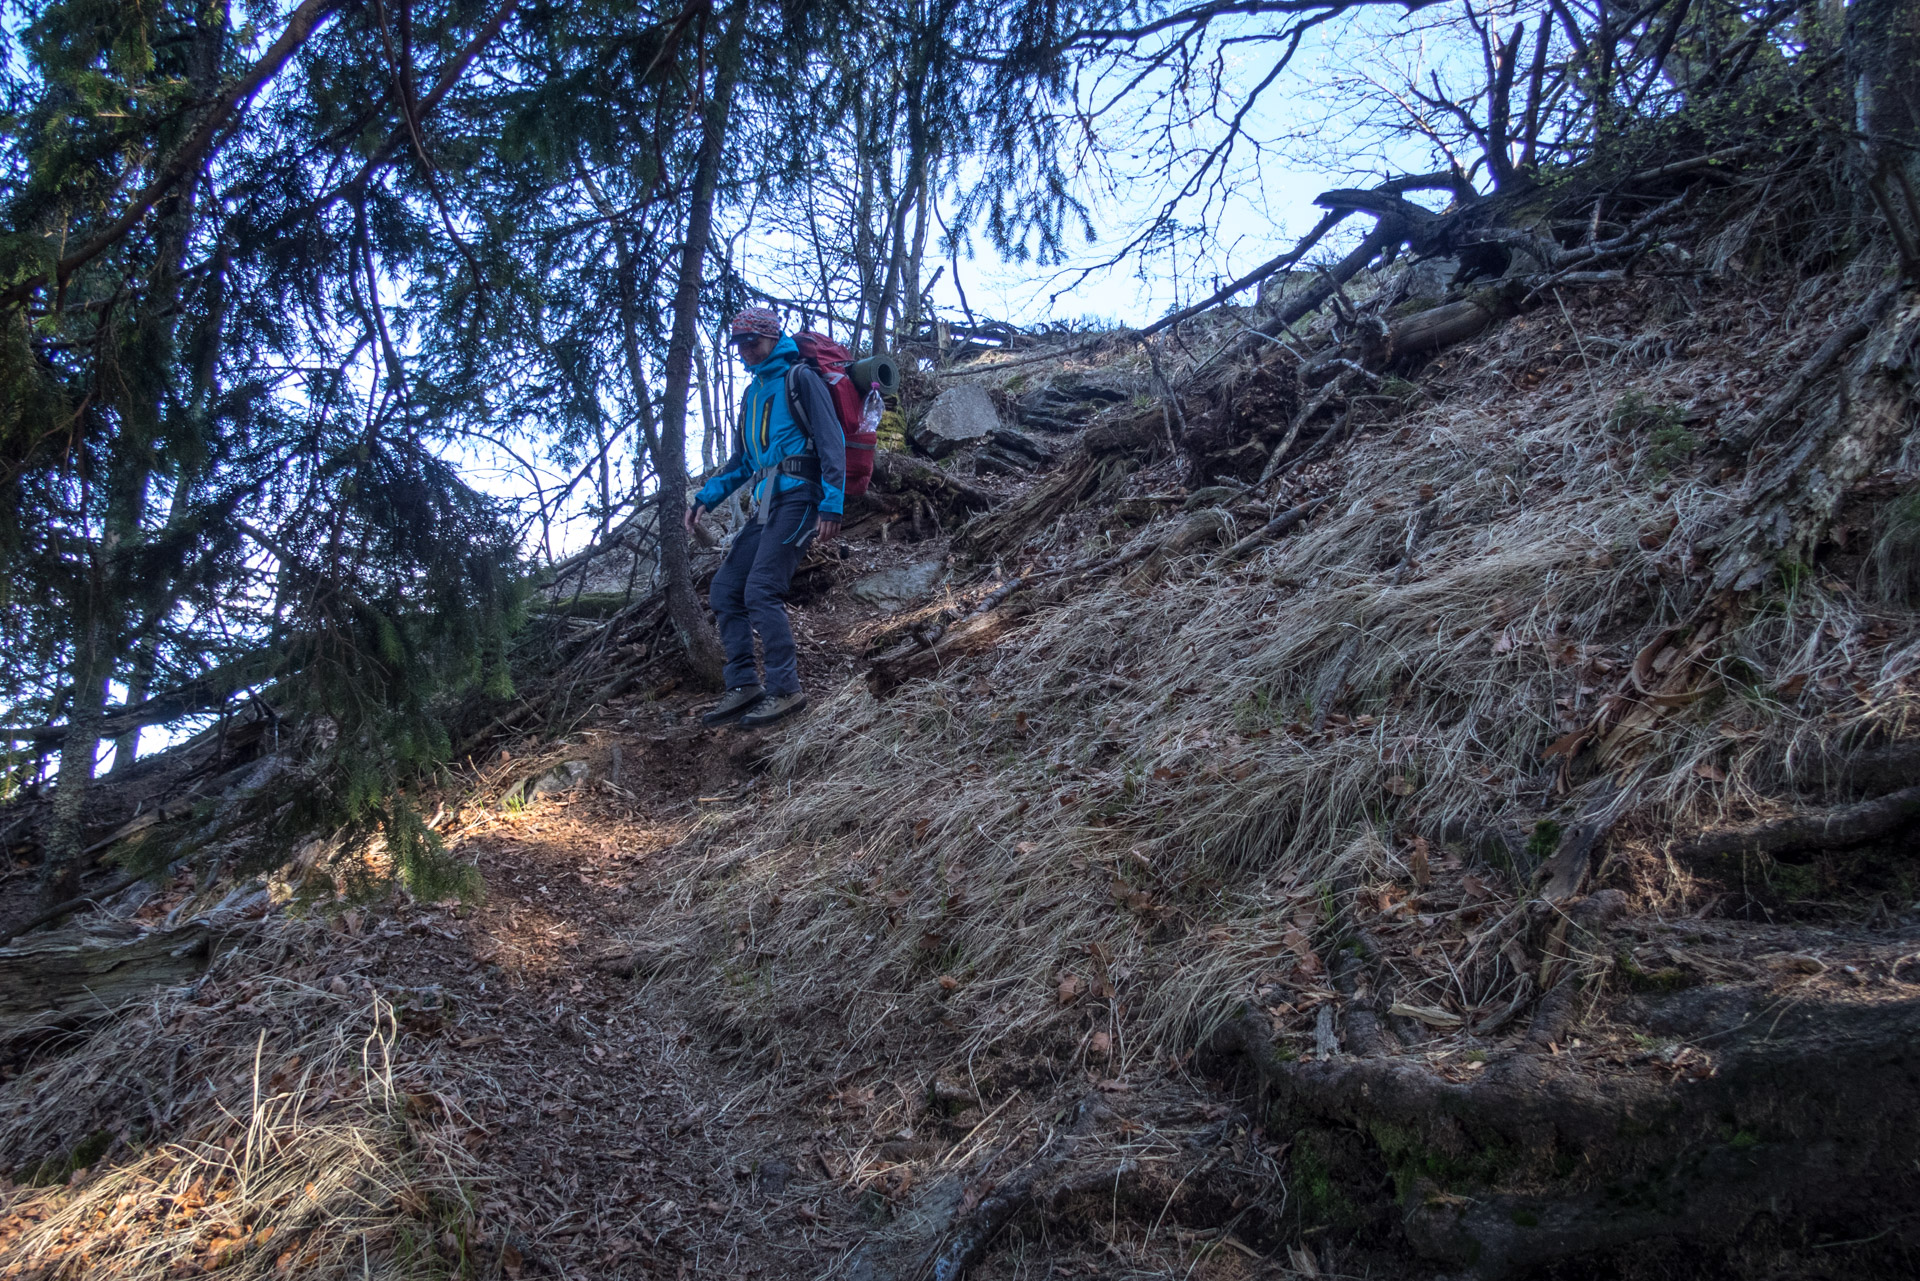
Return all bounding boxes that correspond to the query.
[22,1129,112,1186]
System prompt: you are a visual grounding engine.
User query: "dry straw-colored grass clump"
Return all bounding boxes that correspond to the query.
[0,938,477,1280]
[651,273,1919,1077]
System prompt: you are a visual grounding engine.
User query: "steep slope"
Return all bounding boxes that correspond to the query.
[627,254,1920,1277]
[2,215,1917,1281]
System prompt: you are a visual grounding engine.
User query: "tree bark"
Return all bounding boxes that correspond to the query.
[0,921,225,1031]
[653,4,745,688]
[902,161,932,339]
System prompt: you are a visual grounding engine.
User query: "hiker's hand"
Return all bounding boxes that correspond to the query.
[684,502,704,534]
[815,517,841,544]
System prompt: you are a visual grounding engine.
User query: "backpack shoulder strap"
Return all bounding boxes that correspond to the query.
[783,365,809,433]
[785,362,833,444]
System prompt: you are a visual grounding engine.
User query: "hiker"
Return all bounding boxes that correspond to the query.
[686,307,846,729]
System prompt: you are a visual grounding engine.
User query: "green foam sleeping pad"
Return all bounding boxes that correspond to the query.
[850,354,900,396]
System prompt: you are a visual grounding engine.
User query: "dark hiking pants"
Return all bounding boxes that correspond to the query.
[708,491,818,696]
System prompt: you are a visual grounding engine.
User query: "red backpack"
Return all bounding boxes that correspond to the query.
[786,331,877,498]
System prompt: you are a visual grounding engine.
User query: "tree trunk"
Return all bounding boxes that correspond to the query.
[1228,216,1408,363]
[849,95,875,353]
[693,339,718,474]
[872,141,921,351]
[902,162,932,340]
[43,637,108,903]
[653,3,746,688]
[109,11,227,779]
[1848,0,1920,272]
[110,643,153,773]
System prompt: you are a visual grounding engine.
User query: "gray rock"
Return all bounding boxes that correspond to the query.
[504,759,591,808]
[534,760,590,794]
[1054,380,1128,404]
[1182,485,1240,510]
[912,385,1000,458]
[974,448,1032,478]
[851,561,946,611]
[1014,381,1130,432]
[990,428,1051,464]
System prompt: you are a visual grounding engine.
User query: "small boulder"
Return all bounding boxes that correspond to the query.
[541,760,590,791]
[989,428,1051,464]
[851,560,946,611]
[516,760,589,803]
[1182,485,1240,511]
[1054,380,1128,404]
[912,385,1000,458]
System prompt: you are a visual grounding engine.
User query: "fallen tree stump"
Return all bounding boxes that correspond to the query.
[959,416,1159,555]
[871,450,995,514]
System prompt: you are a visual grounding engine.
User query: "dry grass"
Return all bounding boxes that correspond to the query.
[0,933,477,1280]
[643,270,1920,1076]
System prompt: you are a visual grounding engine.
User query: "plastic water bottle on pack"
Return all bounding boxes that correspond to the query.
[860,385,885,435]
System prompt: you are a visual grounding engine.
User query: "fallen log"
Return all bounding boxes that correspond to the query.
[1388,286,1519,358]
[0,919,236,1032]
[871,450,995,513]
[1229,216,1410,363]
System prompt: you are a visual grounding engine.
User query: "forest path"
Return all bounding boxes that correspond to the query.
[392,722,832,1279]
[404,559,947,1279]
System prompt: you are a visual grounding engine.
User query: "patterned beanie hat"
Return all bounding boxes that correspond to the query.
[727,306,782,340]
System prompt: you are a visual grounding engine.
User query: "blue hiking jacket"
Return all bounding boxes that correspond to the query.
[696,335,847,517]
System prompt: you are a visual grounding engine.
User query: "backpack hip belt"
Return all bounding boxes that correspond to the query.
[748,454,821,524]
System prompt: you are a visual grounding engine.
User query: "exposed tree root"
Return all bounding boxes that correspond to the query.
[1219,494,1332,561]
[871,450,996,520]
[1209,979,1920,1279]
[920,1099,1111,1281]
[1673,783,1920,862]
[868,608,1030,696]
[1785,737,1920,801]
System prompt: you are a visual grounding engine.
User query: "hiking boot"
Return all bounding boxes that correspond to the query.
[738,690,808,729]
[700,685,765,727]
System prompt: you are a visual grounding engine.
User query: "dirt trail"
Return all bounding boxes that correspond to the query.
[398,560,966,1279]
[388,723,809,1275]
